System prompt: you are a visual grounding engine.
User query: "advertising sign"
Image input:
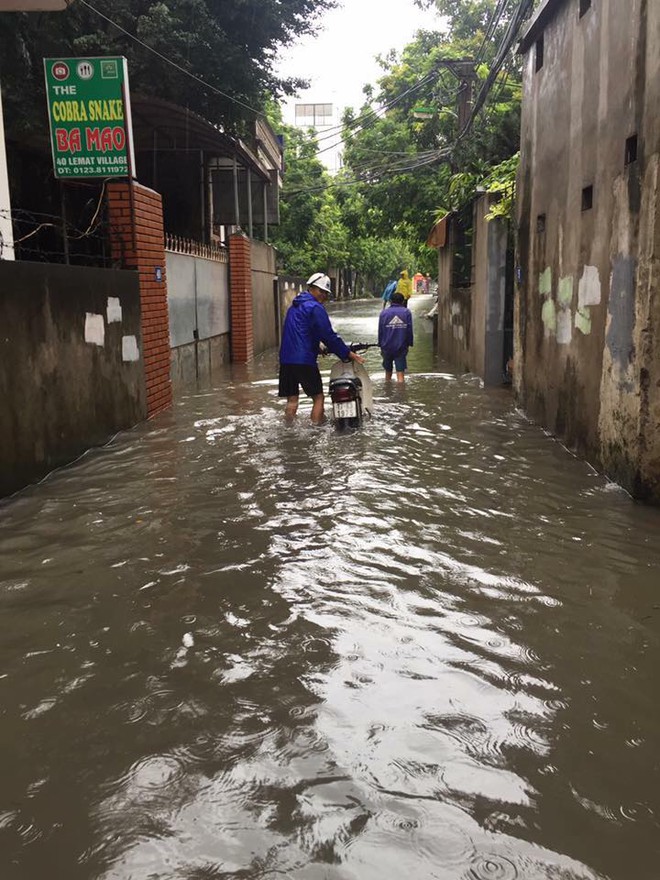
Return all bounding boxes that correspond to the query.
[43,56,135,179]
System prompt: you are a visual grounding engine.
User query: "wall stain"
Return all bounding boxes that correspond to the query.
[606,255,637,372]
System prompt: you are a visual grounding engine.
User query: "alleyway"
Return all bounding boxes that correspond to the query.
[0,297,658,880]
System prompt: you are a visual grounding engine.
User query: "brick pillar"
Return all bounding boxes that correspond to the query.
[107,181,172,417]
[229,232,254,363]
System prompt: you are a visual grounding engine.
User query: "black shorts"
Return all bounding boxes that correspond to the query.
[278,363,323,398]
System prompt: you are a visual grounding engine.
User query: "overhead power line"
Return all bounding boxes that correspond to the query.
[475,0,509,65]
[311,68,441,155]
[456,0,534,144]
[76,0,265,118]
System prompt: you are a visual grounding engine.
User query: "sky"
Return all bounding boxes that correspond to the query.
[276,0,443,123]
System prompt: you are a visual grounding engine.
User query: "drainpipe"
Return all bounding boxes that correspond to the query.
[199,149,206,242]
[247,168,253,239]
[263,181,268,243]
[207,163,214,242]
[232,156,240,229]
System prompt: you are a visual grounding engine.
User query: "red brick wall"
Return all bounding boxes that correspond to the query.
[107,182,172,417]
[229,233,254,363]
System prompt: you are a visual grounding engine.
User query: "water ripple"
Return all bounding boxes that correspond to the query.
[0,300,657,879]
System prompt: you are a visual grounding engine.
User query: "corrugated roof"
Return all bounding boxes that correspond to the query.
[518,0,567,54]
[130,96,270,180]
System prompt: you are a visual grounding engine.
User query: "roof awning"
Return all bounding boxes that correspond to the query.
[426,214,451,249]
[518,0,565,54]
[130,96,270,181]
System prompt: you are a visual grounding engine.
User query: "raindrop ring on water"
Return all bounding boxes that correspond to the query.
[469,853,519,880]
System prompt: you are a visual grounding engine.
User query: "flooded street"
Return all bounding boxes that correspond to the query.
[1,296,659,880]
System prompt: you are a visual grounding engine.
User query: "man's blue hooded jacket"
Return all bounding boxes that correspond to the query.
[279,291,351,365]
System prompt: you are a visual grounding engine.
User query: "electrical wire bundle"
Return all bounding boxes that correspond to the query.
[54,0,534,196]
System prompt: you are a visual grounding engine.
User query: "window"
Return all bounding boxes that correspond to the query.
[536,214,546,233]
[579,0,591,18]
[625,134,638,166]
[295,102,333,127]
[535,35,544,72]
[581,185,594,211]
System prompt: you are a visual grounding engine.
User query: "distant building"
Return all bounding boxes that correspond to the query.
[294,101,343,173]
[516,0,660,502]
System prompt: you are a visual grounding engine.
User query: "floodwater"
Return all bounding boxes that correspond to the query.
[1,296,659,880]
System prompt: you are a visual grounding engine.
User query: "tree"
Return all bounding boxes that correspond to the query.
[0,0,335,138]
[269,125,333,277]
[273,0,528,286]
[337,0,526,267]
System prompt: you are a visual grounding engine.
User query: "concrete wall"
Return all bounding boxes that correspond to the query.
[250,239,278,354]
[435,195,509,383]
[165,247,230,389]
[167,251,229,346]
[517,0,660,500]
[107,182,172,417]
[276,276,306,346]
[0,261,145,498]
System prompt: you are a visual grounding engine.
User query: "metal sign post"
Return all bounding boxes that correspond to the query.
[0,81,14,259]
[0,0,69,259]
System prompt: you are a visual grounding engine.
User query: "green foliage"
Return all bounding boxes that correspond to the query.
[269,125,334,276]
[0,0,335,138]
[334,0,524,267]
[349,236,416,293]
[482,152,519,221]
[271,0,525,284]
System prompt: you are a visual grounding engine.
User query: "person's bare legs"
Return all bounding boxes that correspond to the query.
[396,371,405,384]
[284,395,299,423]
[310,393,325,425]
[384,370,392,382]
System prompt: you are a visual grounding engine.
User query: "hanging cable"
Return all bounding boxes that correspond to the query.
[451,0,534,148]
[76,0,265,118]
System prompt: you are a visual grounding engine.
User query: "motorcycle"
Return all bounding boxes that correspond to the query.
[327,343,376,431]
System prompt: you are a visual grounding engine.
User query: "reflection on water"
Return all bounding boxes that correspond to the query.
[0,296,658,880]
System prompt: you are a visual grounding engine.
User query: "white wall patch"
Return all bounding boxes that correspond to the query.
[557,308,573,345]
[106,297,123,323]
[84,313,105,347]
[122,335,140,362]
[578,265,601,308]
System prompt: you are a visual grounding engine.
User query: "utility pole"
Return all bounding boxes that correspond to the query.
[437,58,477,173]
[439,59,477,136]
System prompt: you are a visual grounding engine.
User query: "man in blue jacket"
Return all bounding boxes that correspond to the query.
[378,292,413,383]
[279,273,365,424]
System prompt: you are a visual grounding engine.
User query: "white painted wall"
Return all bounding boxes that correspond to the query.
[0,82,15,260]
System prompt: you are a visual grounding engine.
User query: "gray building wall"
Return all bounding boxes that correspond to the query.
[435,194,509,384]
[165,246,230,389]
[0,261,145,498]
[516,0,660,500]
[276,276,305,345]
[250,240,278,354]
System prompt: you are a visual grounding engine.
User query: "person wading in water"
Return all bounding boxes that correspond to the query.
[278,273,365,425]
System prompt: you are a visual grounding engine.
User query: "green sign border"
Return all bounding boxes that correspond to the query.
[43,56,136,180]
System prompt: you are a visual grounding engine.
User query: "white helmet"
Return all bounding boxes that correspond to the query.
[307,272,332,294]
